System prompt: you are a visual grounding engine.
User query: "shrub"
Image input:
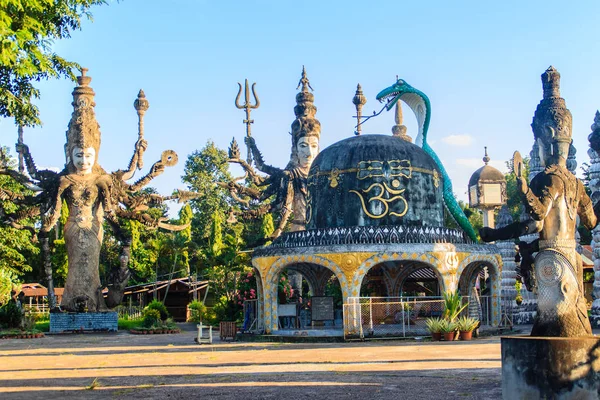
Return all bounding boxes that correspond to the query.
[0,300,22,329]
[187,300,207,324]
[212,296,241,324]
[142,308,161,328]
[146,300,169,321]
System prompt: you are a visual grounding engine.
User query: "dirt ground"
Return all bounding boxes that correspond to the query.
[0,326,503,400]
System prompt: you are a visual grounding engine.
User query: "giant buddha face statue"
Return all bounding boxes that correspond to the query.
[297,136,319,169]
[72,146,96,175]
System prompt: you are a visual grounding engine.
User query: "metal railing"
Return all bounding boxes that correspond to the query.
[344,296,495,340]
[114,305,143,320]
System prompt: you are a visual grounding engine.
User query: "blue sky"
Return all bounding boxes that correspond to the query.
[1,0,600,211]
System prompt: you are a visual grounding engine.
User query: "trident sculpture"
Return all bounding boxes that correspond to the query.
[235,79,260,164]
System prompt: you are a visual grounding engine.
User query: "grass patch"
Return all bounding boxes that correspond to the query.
[118,318,143,330]
[35,321,49,332]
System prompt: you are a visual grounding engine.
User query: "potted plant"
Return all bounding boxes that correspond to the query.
[456,316,479,341]
[425,317,443,341]
[442,291,469,322]
[514,280,523,305]
[440,319,457,341]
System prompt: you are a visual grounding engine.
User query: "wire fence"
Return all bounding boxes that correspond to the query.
[344,296,496,340]
[114,305,143,320]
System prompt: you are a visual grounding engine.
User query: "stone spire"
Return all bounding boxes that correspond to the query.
[496,205,518,323]
[288,67,321,169]
[291,66,321,145]
[391,101,412,142]
[588,111,600,327]
[65,68,101,170]
[531,66,573,169]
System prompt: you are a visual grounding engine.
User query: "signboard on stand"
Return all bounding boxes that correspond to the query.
[311,296,334,321]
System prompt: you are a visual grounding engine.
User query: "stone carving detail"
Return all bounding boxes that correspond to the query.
[256,225,471,255]
[0,69,197,312]
[481,67,599,337]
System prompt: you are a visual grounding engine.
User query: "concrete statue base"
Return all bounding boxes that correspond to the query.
[50,312,118,333]
[502,336,600,399]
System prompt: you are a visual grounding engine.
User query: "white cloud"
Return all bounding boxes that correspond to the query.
[441,134,474,146]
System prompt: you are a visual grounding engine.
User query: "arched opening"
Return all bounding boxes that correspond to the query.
[359,264,389,297]
[458,261,495,326]
[355,260,444,336]
[273,262,343,333]
[398,263,443,297]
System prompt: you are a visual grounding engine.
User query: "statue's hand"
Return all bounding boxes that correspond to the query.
[517,177,528,195]
[136,138,148,152]
[150,163,165,175]
[244,136,256,148]
[479,227,496,242]
[15,143,29,154]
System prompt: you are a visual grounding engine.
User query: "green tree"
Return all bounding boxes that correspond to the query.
[182,141,232,242]
[0,150,38,278]
[1,0,108,126]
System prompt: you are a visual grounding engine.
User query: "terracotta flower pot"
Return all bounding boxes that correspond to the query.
[431,332,442,341]
[460,330,473,341]
[443,331,456,341]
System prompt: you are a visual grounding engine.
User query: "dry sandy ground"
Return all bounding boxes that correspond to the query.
[0,329,502,399]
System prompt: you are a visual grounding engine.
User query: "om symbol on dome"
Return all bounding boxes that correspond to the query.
[350,159,412,219]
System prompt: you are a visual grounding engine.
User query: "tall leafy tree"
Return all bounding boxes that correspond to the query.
[1,0,108,126]
[0,149,38,297]
[182,140,232,245]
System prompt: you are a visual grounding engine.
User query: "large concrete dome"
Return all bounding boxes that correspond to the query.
[306,134,444,229]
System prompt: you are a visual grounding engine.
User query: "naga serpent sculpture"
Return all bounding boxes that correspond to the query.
[376,78,479,242]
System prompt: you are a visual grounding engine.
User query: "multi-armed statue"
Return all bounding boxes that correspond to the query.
[0,69,197,312]
[481,67,600,337]
[220,67,321,239]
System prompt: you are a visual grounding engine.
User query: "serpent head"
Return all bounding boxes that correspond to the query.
[376,78,413,111]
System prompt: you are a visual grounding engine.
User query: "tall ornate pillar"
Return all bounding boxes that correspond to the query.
[496,206,518,322]
[588,112,600,327]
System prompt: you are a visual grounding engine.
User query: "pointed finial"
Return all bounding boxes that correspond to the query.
[483,146,490,165]
[541,66,561,99]
[134,89,149,113]
[353,84,367,136]
[297,66,313,92]
[592,110,600,132]
[76,67,92,87]
[391,101,411,142]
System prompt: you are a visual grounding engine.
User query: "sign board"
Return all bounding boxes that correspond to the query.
[278,303,297,317]
[311,296,334,321]
[482,183,502,205]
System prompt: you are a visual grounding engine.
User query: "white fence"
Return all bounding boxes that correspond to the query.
[343,296,496,340]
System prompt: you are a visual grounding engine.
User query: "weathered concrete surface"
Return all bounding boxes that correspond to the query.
[0,329,502,399]
[502,336,600,399]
